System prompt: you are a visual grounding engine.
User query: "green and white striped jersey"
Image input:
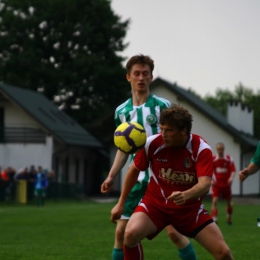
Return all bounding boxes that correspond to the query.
[251,141,260,167]
[114,94,171,189]
[115,94,171,136]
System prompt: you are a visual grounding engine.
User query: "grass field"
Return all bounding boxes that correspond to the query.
[0,198,260,260]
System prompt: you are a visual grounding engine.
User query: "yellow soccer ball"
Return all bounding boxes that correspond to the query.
[114,122,146,154]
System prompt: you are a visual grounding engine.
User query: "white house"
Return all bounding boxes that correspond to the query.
[114,77,259,196]
[0,83,105,196]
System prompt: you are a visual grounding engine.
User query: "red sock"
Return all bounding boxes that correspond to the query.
[123,243,143,260]
[211,208,218,218]
[226,206,233,218]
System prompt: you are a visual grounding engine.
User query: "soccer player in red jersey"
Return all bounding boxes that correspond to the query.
[211,143,236,225]
[110,104,234,260]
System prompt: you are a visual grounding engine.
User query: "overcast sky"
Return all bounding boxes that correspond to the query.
[111,0,260,97]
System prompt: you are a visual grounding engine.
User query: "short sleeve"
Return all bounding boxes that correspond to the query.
[134,148,149,172]
[251,142,260,167]
[196,148,213,178]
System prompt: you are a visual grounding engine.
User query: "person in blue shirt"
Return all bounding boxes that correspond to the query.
[34,166,48,206]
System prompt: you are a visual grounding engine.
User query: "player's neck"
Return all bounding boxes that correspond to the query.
[132,91,150,106]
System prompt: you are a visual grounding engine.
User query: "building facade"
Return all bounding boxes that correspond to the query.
[0,84,105,197]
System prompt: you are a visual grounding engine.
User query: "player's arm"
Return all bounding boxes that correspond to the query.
[110,162,140,223]
[239,163,259,182]
[168,176,211,205]
[168,148,213,205]
[228,170,236,185]
[101,150,129,193]
[227,158,236,185]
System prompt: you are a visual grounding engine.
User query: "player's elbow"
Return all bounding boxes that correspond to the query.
[199,177,211,195]
[204,180,211,195]
[203,184,211,195]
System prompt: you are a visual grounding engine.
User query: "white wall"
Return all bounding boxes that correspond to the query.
[0,136,53,171]
[0,100,53,171]
[227,101,254,135]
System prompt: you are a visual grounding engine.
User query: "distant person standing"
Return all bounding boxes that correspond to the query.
[28,165,37,182]
[34,166,48,206]
[1,167,10,201]
[211,142,236,225]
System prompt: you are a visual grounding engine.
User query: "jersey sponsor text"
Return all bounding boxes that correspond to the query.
[159,168,195,185]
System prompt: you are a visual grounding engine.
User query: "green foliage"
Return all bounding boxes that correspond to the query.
[0,0,130,123]
[0,199,260,259]
[204,82,260,138]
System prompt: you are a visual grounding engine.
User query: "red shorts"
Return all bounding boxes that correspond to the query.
[211,185,231,200]
[134,197,213,239]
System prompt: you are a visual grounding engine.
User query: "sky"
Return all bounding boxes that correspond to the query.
[111,0,260,97]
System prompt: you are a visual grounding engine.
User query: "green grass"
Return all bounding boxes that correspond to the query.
[0,198,260,260]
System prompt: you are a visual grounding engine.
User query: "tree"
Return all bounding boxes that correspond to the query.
[0,0,130,125]
[204,83,260,139]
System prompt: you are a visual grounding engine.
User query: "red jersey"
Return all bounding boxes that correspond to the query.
[1,171,9,181]
[134,133,213,211]
[212,154,236,187]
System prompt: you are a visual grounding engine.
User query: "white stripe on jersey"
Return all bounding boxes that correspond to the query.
[144,134,168,203]
[153,94,172,107]
[186,134,212,161]
[197,138,212,161]
[115,100,128,112]
[118,113,126,123]
[144,134,161,155]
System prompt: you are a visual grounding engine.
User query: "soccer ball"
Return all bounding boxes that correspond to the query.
[114,122,146,154]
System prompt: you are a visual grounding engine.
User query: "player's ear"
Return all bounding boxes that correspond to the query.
[180,127,188,135]
[126,74,130,82]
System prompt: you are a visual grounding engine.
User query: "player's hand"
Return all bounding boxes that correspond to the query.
[101,176,114,193]
[227,177,233,185]
[110,204,124,224]
[167,191,186,205]
[239,168,249,182]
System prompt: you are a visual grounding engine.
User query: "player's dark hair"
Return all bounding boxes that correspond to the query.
[160,104,193,134]
[126,54,154,75]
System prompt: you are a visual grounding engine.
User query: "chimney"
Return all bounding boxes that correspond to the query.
[227,100,254,135]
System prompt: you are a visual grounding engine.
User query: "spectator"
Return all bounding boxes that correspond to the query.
[34,166,48,206]
[1,167,11,201]
[15,167,29,180]
[28,165,37,182]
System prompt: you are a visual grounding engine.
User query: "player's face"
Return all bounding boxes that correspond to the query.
[159,124,188,147]
[126,64,153,93]
[216,144,224,157]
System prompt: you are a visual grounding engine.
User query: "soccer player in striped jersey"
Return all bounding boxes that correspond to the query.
[110,104,234,260]
[211,143,236,225]
[239,141,260,181]
[239,141,260,226]
[101,55,198,260]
